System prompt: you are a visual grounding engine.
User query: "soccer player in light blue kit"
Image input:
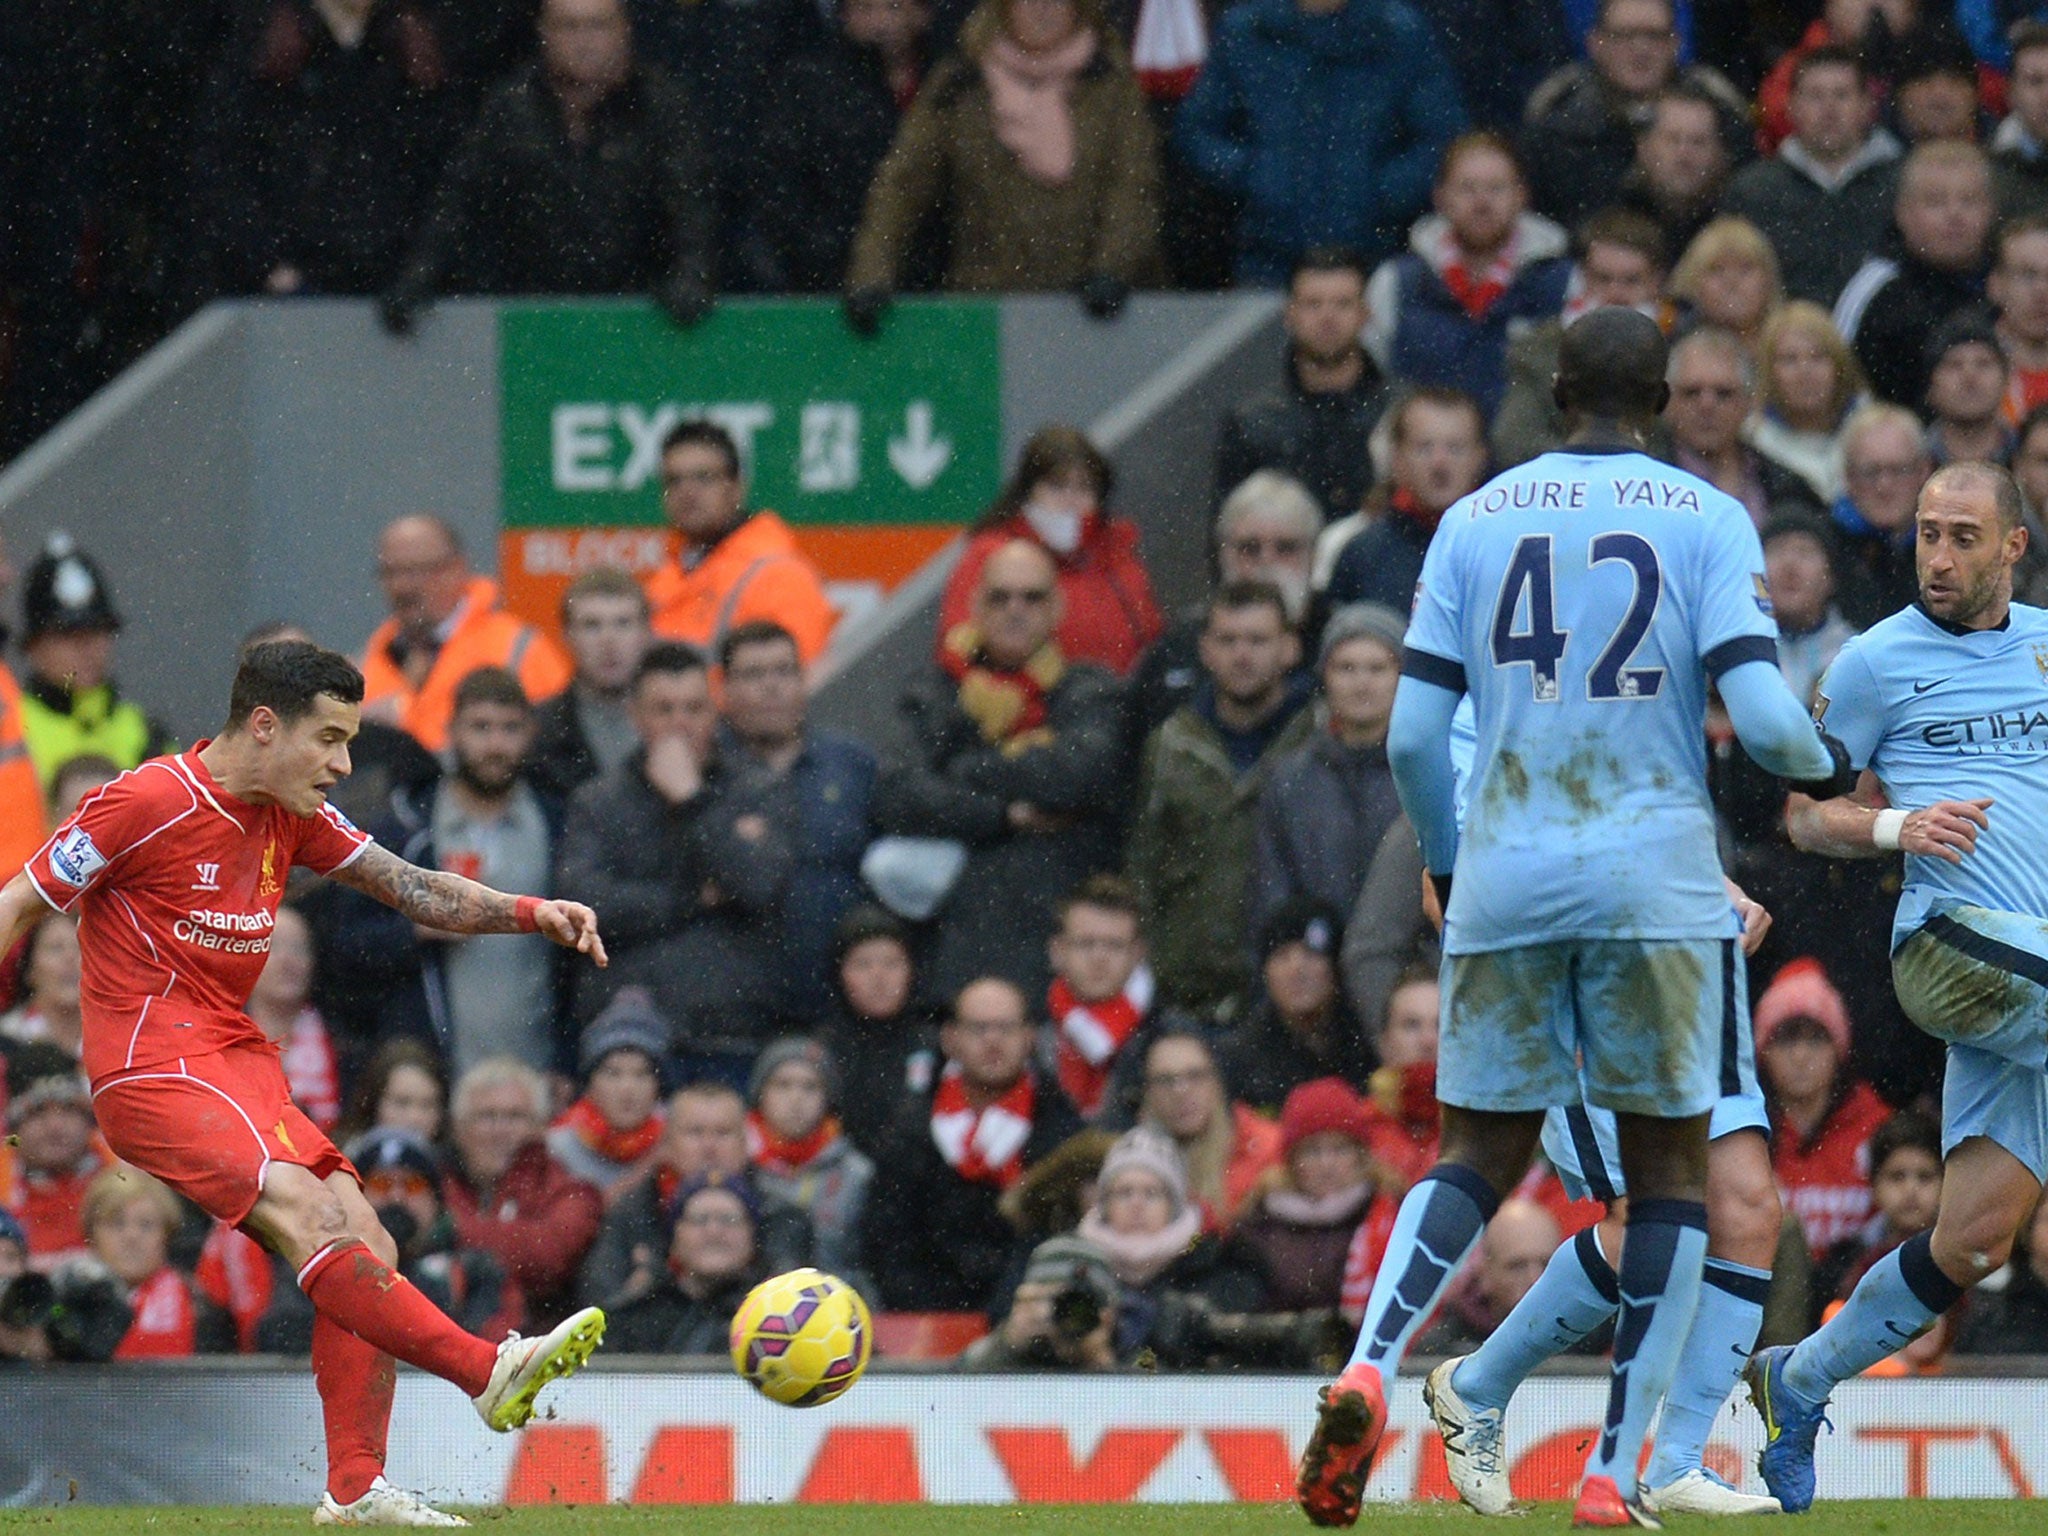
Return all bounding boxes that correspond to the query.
[1294,310,1846,1530]
[1748,460,2048,1512]
[1416,701,1786,1519]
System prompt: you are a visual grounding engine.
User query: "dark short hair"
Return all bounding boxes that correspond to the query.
[1206,578,1292,631]
[2021,399,2048,452]
[719,618,799,672]
[634,641,709,689]
[226,641,365,730]
[1869,1109,1942,1176]
[1790,42,1864,91]
[1290,246,1370,291]
[1576,207,1668,271]
[1557,307,1671,422]
[1642,81,1723,138]
[660,419,742,479]
[1057,873,1142,929]
[1925,460,2024,532]
[560,566,650,627]
[452,665,530,716]
[1996,214,2048,268]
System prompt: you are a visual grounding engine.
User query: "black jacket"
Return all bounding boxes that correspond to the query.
[1839,246,1987,408]
[860,1070,1084,1311]
[608,1270,760,1354]
[1720,138,1902,307]
[1326,502,1436,614]
[1219,996,1373,1114]
[554,750,794,1046]
[872,660,1127,1002]
[191,0,463,296]
[391,60,713,302]
[749,38,918,292]
[578,1171,814,1309]
[1215,352,1392,520]
[524,689,604,805]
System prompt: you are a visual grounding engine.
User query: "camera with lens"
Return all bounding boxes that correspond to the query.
[1049,1273,1116,1342]
[0,1258,133,1362]
[1025,1236,1120,1345]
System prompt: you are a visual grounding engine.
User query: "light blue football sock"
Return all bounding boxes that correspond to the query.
[1643,1258,1770,1488]
[1584,1199,1709,1499]
[1451,1226,1619,1412]
[1783,1232,1963,1405]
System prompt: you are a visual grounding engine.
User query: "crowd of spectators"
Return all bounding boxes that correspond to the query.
[8,0,2048,1373]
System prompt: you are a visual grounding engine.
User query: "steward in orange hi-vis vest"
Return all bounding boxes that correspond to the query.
[359,575,569,752]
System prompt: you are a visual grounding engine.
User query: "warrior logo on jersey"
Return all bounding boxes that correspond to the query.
[49,828,107,888]
[258,840,281,898]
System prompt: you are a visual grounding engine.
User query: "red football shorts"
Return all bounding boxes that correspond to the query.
[91,1045,357,1226]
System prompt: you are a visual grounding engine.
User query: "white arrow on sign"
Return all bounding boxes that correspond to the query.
[888,401,953,489]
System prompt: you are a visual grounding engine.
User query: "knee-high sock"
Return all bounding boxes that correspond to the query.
[1643,1258,1770,1489]
[299,1238,497,1399]
[313,1316,396,1504]
[1347,1164,1499,1375]
[1452,1226,1620,1412]
[1783,1232,1964,1406]
[1584,1199,1709,1498]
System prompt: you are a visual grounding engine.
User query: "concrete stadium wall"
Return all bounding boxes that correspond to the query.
[0,294,1281,747]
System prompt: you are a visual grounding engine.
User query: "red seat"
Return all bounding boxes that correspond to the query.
[871,1311,990,1360]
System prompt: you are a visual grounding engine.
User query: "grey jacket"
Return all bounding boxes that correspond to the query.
[1252,727,1404,939]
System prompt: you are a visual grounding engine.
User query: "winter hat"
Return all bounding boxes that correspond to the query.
[1279,1077,1372,1156]
[21,533,122,641]
[1752,957,1852,1057]
[1318,602,1407,669]
[666,1170,764,1231]
[1020,1232,1119,1303]
[1095,1124,1190,1217]
[832,902,911,967]
[1259,895,1345,965]
[344,1127,444,1194]
[579,987,672,1080]
[9,1069,90,1120]
[748,1036,840,1107]
[1923,313,2006,389]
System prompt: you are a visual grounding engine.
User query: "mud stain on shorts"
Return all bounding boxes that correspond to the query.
[1893,928,2033,1044]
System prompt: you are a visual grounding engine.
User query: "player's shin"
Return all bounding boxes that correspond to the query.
[1348,1164,1499,1374]
[299,1237,498,1399]
[1583,1199,1709,1498]
[1782,1232,1963,1404]
[1642,1258,1770,1488]
[1452,1226,1619,1412]
[314,1316,396,1505]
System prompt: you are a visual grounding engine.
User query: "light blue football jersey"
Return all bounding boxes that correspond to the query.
[1815,601,2048,945]
[1405,447,1778,953]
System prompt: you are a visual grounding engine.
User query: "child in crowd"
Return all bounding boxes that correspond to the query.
[1362,968,1440,1189]
[1757,958,1894,1258]
[746,1037,873,1281]
[547,988,669,1200]
[82,1164,195,1359]
[1812,1110,1953,1370]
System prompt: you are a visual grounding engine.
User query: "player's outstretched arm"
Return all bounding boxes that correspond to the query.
[1716,659,1842,785]
[1786,773,1994,866]
[1386,675,1463,894]
[329,844,608,965]
[0,872,48,960]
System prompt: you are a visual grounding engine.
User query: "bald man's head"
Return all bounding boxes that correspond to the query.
[1554,307,1673,426]
[377,515,470,636]
[1925,460,2023,532]
[973,539,1063,668]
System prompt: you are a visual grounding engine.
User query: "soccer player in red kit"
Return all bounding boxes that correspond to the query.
[0,643,610,1527]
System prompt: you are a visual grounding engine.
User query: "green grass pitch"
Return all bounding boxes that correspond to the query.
[5,1504,2048,1533]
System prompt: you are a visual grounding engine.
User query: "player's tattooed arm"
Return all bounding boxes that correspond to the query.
[329,845,608,962]
[1787,772,1994,866]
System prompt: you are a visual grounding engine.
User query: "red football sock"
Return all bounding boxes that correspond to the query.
[299,1239,497,1399]
[313,1315,395,1505]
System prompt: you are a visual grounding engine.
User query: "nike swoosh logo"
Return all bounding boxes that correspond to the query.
[1913,679,1944,693]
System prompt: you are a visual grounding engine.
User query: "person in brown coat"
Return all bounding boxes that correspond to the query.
[844,0,1162,328]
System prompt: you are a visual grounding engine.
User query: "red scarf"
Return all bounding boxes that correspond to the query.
[552,1098,665,1166]
[115,1266,197,1359]
[930,1063,1036,1189]
[746,1110,843,1174]
[1427,219,1518,321]
[939,621,1064,750]
[1050,965,1154,1117]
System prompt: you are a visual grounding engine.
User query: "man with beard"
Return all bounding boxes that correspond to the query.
[335,667,564,1073]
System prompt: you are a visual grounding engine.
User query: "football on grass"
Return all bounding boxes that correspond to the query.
[730,1267,873,1407]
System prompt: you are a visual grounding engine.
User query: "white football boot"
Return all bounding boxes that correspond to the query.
[472,1305,607,1432]
[1423,1356,1515,1515]
[313,1476,468,1526]
[1643,1467,1784,1516]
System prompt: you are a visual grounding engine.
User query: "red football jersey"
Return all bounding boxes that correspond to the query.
[22,746,370,1082]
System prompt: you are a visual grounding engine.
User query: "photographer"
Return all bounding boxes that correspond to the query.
[0,1209,133,1364]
